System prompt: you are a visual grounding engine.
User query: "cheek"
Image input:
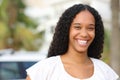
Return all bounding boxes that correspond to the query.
[90,32,95,40]
[69,29,78,39]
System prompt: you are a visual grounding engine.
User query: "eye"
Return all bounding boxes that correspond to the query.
[74,26,81,30]
[88,26,95,31]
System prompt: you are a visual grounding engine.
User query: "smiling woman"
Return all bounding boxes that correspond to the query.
[26,4,119,80]
[68,10,95,54]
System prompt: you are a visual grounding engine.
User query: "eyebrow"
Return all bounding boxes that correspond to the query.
[73,23,81,25]
[73,23,95,26]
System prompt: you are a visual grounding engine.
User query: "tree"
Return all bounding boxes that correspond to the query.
[110,0,120,75]
[0,0,44,51]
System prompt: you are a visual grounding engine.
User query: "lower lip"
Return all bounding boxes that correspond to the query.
[79,43,87,47]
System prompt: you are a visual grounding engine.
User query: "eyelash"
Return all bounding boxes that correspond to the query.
[73,26,95,30]
[88,27,95,30]
[74,26,81,29]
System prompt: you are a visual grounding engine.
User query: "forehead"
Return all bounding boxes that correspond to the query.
[72,10,95,24]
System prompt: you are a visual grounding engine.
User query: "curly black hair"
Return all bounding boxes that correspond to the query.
[47,4,104,59]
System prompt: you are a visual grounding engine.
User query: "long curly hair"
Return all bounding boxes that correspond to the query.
[47,4,104,59]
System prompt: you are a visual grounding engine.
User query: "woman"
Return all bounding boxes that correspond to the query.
[26,4,119,80]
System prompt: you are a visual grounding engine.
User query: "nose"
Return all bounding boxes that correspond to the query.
[80,28,88,38]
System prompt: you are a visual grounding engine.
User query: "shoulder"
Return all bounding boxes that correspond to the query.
[91,58,114,71]
[37,56,59,65]
[91,58,109,67]
[28,55,59,70]
[26,56,60,80]
[91,58,119,80]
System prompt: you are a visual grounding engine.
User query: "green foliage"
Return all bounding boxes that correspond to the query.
[102,29,110,63]
[17,12,38,28]
[0,21,10,49]
[0,0,9,22]
[14,23,42,51]
[0,0,44,51]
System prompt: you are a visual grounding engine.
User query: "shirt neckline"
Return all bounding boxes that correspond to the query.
[57,55,96,80]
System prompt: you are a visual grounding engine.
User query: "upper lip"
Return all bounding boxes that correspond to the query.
[76,38,89,41]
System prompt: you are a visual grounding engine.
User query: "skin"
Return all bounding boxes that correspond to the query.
[26,10,95,80]
[61,10,95,79]
[26,76,30,80]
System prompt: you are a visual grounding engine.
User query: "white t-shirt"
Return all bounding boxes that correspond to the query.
[26,56,119,80]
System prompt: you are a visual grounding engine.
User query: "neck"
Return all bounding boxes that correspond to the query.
[61,51,90,65]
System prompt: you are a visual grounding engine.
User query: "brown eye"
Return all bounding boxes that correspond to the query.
[88,27,94,30]
[88,26,95,31]
[74,26,81,30]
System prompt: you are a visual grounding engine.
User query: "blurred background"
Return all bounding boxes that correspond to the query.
[0,0,119,80]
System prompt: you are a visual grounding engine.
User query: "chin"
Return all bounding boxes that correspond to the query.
[76,49,88,53]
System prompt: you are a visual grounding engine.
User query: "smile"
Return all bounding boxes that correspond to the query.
[77,40,87,46]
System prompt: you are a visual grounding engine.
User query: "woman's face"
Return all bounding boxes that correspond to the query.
[68,10,95,53]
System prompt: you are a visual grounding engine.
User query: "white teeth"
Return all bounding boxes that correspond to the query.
[78,40,87,45]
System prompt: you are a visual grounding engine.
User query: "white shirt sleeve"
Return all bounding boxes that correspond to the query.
[92,58,119,80]
[97,59,119,80]
[105,64,119,80]
[26,56,59,80]
[26,59,50,80]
